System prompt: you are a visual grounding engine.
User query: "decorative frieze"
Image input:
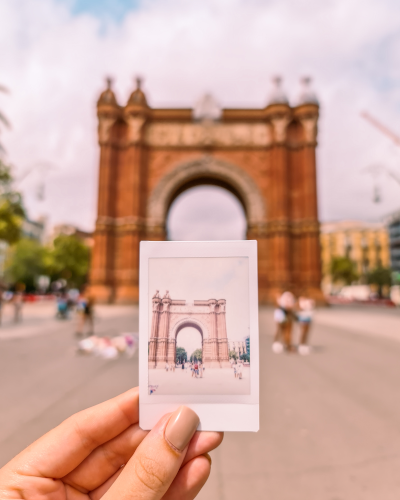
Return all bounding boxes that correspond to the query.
[144,122,273,148]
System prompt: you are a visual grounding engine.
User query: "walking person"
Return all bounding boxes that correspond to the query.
[165,361,169,372]
[237,361,243,380]
[76,293,95,337]
[272,291,296,353]
[13,291,23,323]
[233,362,237,378]
[297,297,315,355]
[0,290,3,327]
[199,362,203,378]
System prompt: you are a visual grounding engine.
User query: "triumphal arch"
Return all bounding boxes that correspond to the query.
[148,290,230,369]
[89,77,323,304]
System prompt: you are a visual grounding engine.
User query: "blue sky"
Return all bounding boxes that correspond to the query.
[1,0,400,232]
[68,0,140,22]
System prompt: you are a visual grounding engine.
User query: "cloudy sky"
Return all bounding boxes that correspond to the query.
[1,0,400,235]
[148,257,249,356]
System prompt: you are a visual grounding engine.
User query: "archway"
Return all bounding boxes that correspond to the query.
[175,324,203,365]
[173,318,205,366]
[167,184,247,241]
[92,83,323,304]
[146,157,266,237]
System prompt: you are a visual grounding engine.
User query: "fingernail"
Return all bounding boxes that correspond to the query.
[165,406,200,451]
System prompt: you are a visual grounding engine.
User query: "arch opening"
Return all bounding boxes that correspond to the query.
[175,325,203,364]
[146,157,266,235]
[167,184,247,241]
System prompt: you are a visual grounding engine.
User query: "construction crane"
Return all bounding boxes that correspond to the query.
[360,111,400,202]
[361,111,400,148]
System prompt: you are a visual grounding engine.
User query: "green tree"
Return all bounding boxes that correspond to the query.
[240,353,250,362]
[176,346,187,364]
[0,160,25,244]
[366,266,392,298]
[330,256,359,286]
[0,85,25,244]
[229,350,237,361]
[0,84,10,155]
[190,348,202,362]
[48,234,91,288]
[5,238,49,291]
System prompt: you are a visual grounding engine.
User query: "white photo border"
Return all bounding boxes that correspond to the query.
[139,240,259,431]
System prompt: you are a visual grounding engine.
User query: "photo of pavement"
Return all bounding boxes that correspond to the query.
[1,301,400,499]
[148,366,250,395]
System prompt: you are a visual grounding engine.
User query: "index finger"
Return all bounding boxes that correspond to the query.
[9,388,139,479]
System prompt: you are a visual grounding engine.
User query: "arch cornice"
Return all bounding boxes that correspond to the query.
[146,156,266,231]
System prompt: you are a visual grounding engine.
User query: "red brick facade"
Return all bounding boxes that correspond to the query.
[89,80,323,304]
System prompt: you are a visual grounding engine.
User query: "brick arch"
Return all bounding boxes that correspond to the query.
[171,317,208,341]
[146,156,266,234]
[91,87,323,305]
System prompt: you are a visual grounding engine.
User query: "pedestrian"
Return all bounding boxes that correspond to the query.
[13,291,23,323]
[57,293,69,320]
[76,293,95,337]
[233,363,237,378]
[272,291,296,353]
[297,297,315,355]
[165,362,169,372]
[182,362,185,370]
[194,362,199,378]
[0,290,3,327]
[199,362,203,378]
[237,362,243,380]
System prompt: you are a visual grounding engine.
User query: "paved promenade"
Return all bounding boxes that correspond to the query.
[1,302,400,499]
[149,366,250,395]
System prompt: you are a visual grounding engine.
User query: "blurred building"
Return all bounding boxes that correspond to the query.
[22,217,46,243]
[386,210,400,273]
[90,77,323,304]
[51,224,94,247]
[245,335,250,358]
[0,217,46,278]
[229,340,247,357]
[320,220,390,290]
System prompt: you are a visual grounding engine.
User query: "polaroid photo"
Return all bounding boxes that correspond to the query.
[139,240,259,432]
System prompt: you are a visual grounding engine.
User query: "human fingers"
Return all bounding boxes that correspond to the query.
[162,455,211,500]
[85,431,222,497]
[102,406,199,500]
[63,423,148,492]
[182,431,223,467]
[90,455,211,500]
[90,468,124,500]
[5,388,139,479]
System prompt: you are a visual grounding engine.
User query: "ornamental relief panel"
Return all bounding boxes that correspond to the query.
[169,305,210,314]
[144,122,273,148]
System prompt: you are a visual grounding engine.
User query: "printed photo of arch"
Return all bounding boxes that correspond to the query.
[147,257,250,395]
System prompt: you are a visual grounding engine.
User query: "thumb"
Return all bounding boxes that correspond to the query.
[102,406,200,500]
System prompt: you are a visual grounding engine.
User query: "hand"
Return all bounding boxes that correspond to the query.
[0,388,223,500]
